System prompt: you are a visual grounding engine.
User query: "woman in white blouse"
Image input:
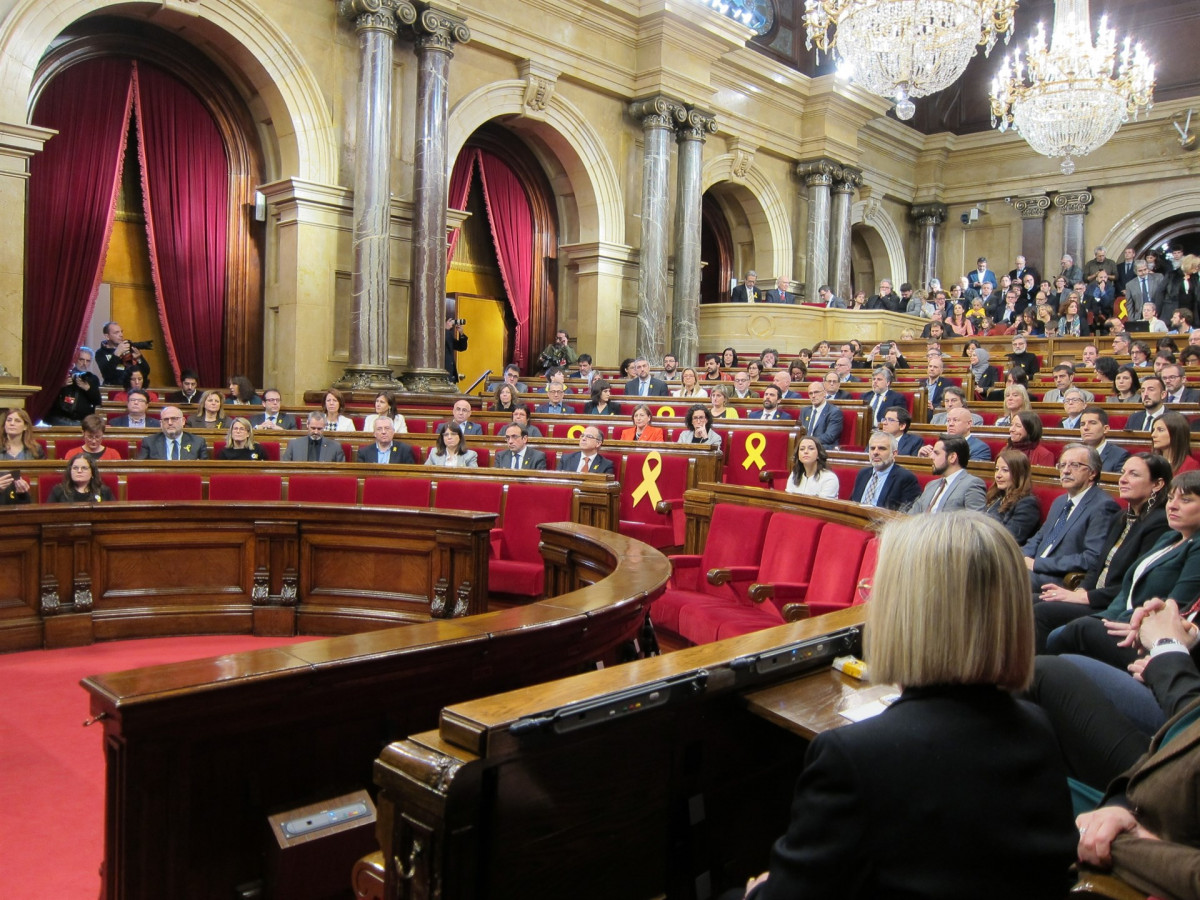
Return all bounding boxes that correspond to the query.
[362,391,408,433]
[322,388,356,432]
[784,436,839,500]
[424,425,478,467]
[672,367,708,399]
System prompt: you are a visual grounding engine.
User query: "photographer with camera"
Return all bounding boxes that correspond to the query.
[538,329,578,373]
[445,315,467,386]
[96,321,151,386]
[47,346,103,426]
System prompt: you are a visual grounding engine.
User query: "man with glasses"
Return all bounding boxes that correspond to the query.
[110,389,159,429]
[252,389,298,430]
[850,431,920,510]
[1060,389,1088,430]
[556,425,614,475]
[880,406,924,456]
[135,406,209,460]
[1161,364,1200,404]
[1021,444,1120,590]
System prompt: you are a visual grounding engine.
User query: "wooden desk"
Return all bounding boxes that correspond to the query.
[743,669,894,739]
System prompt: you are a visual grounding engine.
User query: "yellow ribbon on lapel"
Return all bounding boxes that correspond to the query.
[629,451,664,508]
[741,432,767,470]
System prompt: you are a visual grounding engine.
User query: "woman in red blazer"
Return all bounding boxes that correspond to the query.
[619,404,665,442]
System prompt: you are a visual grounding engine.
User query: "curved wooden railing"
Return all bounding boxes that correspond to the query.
[81,522,670,900]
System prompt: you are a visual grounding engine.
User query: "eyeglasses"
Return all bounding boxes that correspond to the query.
[580,433,601,442]
[1056,461,1089,472]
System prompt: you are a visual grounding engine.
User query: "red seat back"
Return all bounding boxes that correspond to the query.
[434,479,503,514]
[498,484,574,563]
[721,428,791,486]
[830,464,858,501]
[801,523,871,611]
[695,503,773,577]
[619,451,690,525]
[39,474,120,503]
[126,472,203,502]
[1031,484,1062,523]
[208,474,282,501]
[286,475,357,504]
[362,477,431,507]
[757,513,823,586]
[55,439,129,460]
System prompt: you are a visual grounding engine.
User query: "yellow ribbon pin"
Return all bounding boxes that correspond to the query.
[741,432,767,470]
[656,406,676,418]
[567,424,584,439]
[629,451,664,508]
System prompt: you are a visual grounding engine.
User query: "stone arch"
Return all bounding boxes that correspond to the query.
[0,0,335,183]
[447,82,623,246]
[701,154,792,282]
[1100,187,1200,254]
[852,198,908,285]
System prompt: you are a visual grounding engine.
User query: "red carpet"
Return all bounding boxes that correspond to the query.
[0,634,318,898]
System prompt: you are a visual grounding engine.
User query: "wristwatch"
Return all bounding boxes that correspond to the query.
[1155,637,1184,648]
[1150,637,1187,657]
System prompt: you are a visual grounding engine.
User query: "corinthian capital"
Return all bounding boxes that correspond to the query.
[337,0,417,35]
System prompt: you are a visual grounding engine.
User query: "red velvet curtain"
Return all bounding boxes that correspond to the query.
[476,149,534,371]
[133,61,229,386]
[26,58,134,420]
[445,147,479,268]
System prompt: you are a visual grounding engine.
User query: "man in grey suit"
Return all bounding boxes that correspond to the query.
[1124,260,1165,319]
[1022,443,1120,590]
[624,357,669,398]
[281,412,346,462]
[763,275,794,304]
[909,437,986,514]
[495,423,548,470]
[817,284,845,308]
[136,407,209,460]
[251,389,299,431]
[798,381,842,448]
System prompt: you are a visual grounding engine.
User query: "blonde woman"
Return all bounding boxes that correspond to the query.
[185,391,230,430]
[216,417,266,461]
[673,367,709,399]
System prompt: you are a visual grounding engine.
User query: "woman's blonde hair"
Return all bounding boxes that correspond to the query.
[226,417,255,448]
[866,511,1034,690]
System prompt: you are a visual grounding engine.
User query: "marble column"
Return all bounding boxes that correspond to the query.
[402,6,470,393]
[1054,190,1093,272]
[1014,194,1051,276]
[795,159,841,303]
[829,167,862,301]
[910,203,947,291]
[335,0,416,391]
[629,95,682,362]
[671,107,716,367]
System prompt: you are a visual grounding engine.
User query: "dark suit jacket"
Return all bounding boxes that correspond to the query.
[1168,387,1200,404]
[896,432,924,456]
[1080,506,1170,610]
[136,432,209,460]
[624,377,669,398]
[849,464,920,511]
[863,292,900,312]
[355,443,416,464]
[729,283,760,303]
[494,447,548,470]
[762,289,793,304]
[1022,487,1121,577]
[252,412,299,430]
[986,493,1042,545]
[920,377,948,414]
[747,408,794,421]
[1098,442,1131,474]
[751,685,1075,900]
[281,436,346,462]
[111,416,160,429]
[435,421,484,436]
[1098,531,1200,620]
[798,404,842,447]
[1126,409,1163,432]
[556,451,614,475]
[860,389,907,423]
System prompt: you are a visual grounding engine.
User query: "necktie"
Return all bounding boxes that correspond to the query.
[512,453,521,470]
[1141,277,1148,300]
[641,381,648,397]
[169,439,178,461]
[927,479,948,512]
[268,416,275,425]
[1041,499,1075,555]
[578,455,590,473]
[1145,414,1156,433]
[862,471,881,507]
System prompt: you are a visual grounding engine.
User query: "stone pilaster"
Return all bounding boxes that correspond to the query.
[1013,195,1050,278]
[403,5,470,392]
[671,106,717,367]
[629,94,684,363]
[1054,190,1093,275]
[830,168,862,300]
[910,202,947,292]
[796,158,841,304]
[335,0,417,391]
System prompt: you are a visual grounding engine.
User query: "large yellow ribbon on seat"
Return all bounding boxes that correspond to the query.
[741,432,767,470]
[567,424,585,439]
[629,451,664,508]
[656,406,676,418]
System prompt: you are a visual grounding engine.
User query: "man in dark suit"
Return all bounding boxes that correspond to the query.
[1079,406,1130,474]
[799,381,842,448]
[110,390,160,429]
[921,355,948,417]
[729,270,759,303]
[48,346,103,427]
[252,388,299,431]
[281,412,347,462]
[822,371,851,402]
[1008,254,1039,287]
[1008,334,1040,376]
[881,405,924,456]
[436,399,484,436]
[556,426,615,475]
[355,419,415,464]
[762,275,793,304]
[164,369,201,406]
[850,431,921,510]
[1022,444,1121,590]
[863,278,900,312]
[747,386,794,421]
[1127,376,1167,432]
[495,423,548,470]
[816,284,845,308]
[861,367,907,424]
[625,357,668,397]
[136,407,209,460]
[535,383,572,415]
[1161,365,1200,404]
[1114,246,1138,292]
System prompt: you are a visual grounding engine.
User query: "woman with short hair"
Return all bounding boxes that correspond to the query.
[583,379,620,416]
[424,426,478,467]
[1006,411,1056,468]
[676,404,721,448]
[321,389,355,431]
[994,384,1032,427]
[709,384,739,419]
[620,405,665,442]
[492,383,518,414]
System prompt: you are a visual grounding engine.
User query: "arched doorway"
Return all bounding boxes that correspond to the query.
[27,17,265,410]
[1131,213,1200,258]
[700,193,734,303]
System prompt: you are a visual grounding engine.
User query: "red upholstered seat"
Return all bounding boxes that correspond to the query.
[721,428,792,487]
[208,474,282,502]
[434,478,503,514]
[838,408,863,451]
[676,512,825,644]
[618,450,691,549]
[1031,484,1063,523]
[362,477,431,507]
[830,464,858,500]
[286,474,357,504]
[649,503,773,635]
[803,537,878,619]
[126,472,204,501]
[489,483,575,599]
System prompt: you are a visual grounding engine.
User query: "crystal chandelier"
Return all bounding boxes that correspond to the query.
[803,0,1018,120]
[989,0,1155,175]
